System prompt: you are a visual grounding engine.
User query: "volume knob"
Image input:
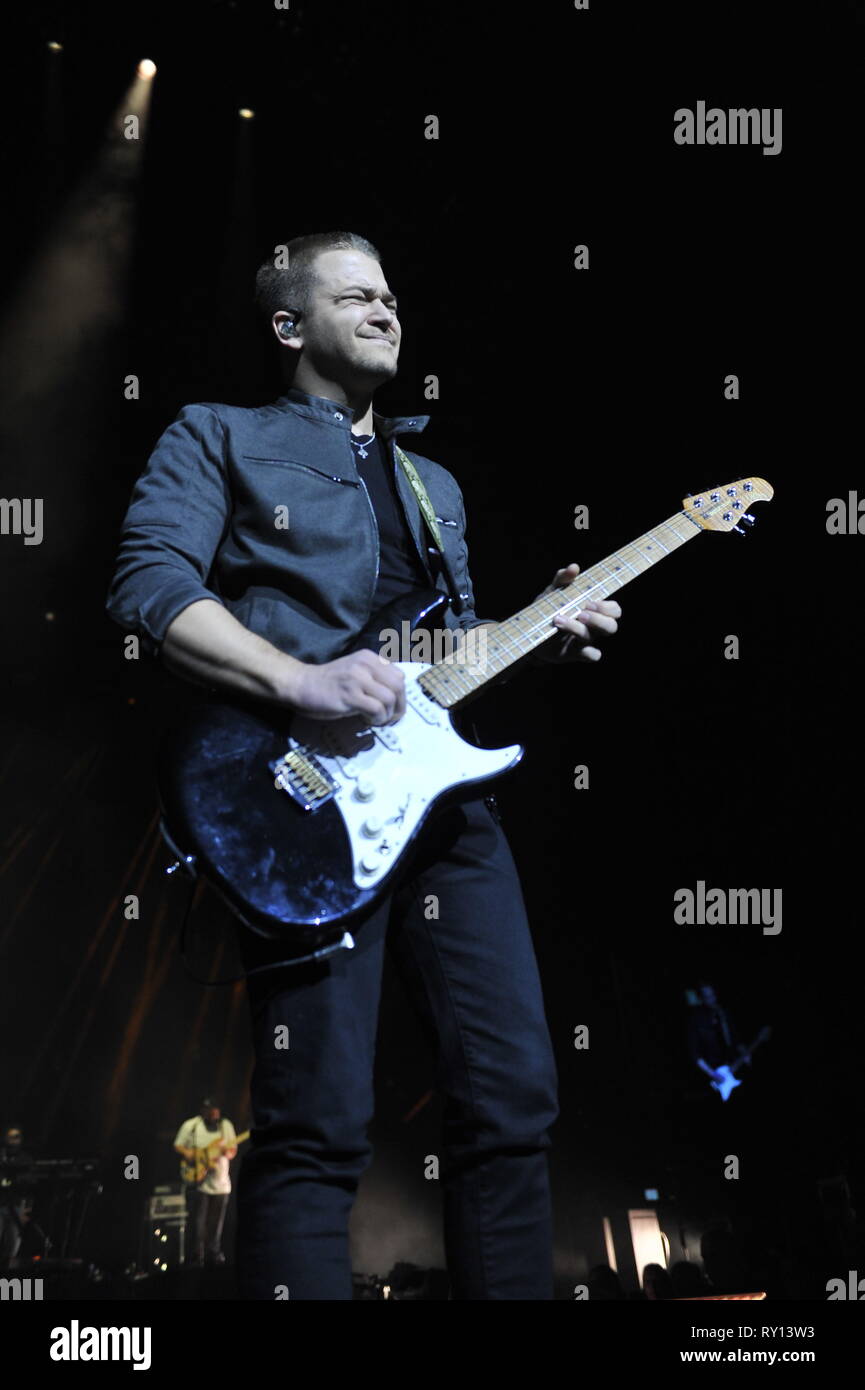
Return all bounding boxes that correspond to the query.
[361,816,383,838]
[355,777,376,801]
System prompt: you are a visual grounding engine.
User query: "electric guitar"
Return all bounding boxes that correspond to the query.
[709,1027,772,1101]
[179,1130,250,1185]
[158,477,773,958]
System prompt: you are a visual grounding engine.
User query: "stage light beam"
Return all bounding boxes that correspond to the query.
[0,57,156,427]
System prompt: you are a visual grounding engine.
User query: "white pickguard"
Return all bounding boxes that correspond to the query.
[283,662,523,889]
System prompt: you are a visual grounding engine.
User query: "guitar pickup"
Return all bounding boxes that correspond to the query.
[407,684,443,726]
[374,726,401,750]
[270,746,337,812]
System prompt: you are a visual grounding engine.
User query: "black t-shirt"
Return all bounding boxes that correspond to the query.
[350,432,429,610]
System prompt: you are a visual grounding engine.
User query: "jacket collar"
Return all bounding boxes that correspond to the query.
[274,386,429,440]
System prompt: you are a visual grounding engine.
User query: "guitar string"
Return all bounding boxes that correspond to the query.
[492,492,753,653]
[427,513,697,688]
[459,482,761,668]
[465,517,692,658]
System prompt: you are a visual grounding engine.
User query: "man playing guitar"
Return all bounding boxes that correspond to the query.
[109,231,621,1298]
[174,1098,238,1267]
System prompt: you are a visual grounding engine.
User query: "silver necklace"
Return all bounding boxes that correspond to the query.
[350,431,376,460]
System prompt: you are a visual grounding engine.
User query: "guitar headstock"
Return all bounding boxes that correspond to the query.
[682,477,773,532]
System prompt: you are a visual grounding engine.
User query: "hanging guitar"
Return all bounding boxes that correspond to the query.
[158,477,773,960]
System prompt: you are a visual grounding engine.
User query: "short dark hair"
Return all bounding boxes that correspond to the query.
[254,230,381,330]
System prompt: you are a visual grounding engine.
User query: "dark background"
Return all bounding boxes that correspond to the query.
[0,0,862,1297]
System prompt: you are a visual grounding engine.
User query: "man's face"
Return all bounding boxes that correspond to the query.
[5,1130,22,1150]
[288,249,401,386]
[700,985,717,1007]
[204,1107,220,1126]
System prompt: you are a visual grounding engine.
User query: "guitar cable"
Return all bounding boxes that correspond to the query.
[174,865,352,982]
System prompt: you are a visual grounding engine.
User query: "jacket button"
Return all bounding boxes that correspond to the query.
[334,411,343,420]
[408,419,416,425]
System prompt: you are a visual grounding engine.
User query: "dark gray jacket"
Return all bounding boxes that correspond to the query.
[106,387,487,663]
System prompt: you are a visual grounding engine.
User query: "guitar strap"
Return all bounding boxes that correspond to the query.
[394,444,467,616]
[394,444,443,551]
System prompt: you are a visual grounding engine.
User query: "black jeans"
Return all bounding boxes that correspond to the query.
[234,796,559,1300]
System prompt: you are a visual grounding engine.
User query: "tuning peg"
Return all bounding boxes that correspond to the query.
[742,513,756,525]
[732,525,746,535]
